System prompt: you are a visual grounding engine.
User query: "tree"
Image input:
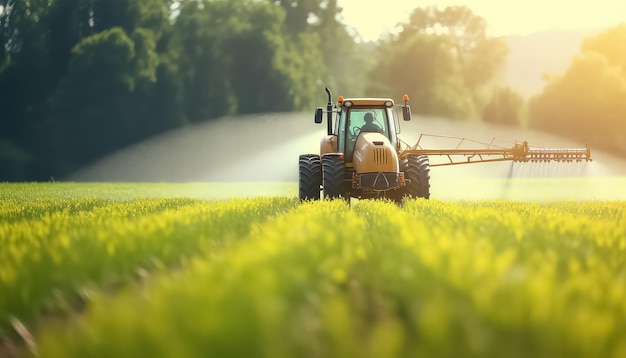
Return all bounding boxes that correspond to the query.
[0,139,30,181]
[172,0,324,121]
[273,0,322,35]
[529,53,626,155]
[400,6,508,91]
[0,0,178,179]
[49,28,140,173]
[529,25,626,156]
[314,0,370,96]
[223,1,298,114]
[482,86,524,125]
[0,0,55,178]
[1,0,352,180]
[90,0,167,36]
[368,6,508,119]
[581,24,626,74]
[171,1,236,122]
[367,32,470,118]
[47,0,95,74]
[143,57,186,135]
[0,2,10,71]
[267,0,366,96]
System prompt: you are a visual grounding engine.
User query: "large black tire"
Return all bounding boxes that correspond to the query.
[400,155,430,199]
[299,154,321,201]
[322,154,345,199]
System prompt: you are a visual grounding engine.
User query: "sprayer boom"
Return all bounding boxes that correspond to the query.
[520,144,591,163]
[400,135,592,167]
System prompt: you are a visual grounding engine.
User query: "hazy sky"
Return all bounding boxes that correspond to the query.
[339,0,626,40]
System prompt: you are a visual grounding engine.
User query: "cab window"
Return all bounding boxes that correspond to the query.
[335,109,347,155]
[348,109,387,137]
[344,108,388,160]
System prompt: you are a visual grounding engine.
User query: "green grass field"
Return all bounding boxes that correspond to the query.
[1,183,625,357]
[4,176,626,201]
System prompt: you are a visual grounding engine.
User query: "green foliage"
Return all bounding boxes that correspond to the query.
[0,139,30,181]
[91,0,167,36]
[483,86,524,125]
[172,0,326,121]
[223,0,309,114]
[0,51,7,73]
[300,0,369,96]
[0,0,58,179]
[277,32,326,111]
[68,27,137,90]
[0,4,8,72]
[46,0,96,76]
[0,0,368,180]
[0,0,180,180]
[0,195,618,357]
[369,6,508,119]
[131,28,159,86]
[143,56,187,133]
[368,33,471,118]
[0,192,297,335]
[48,27,137,171]
[274,0,322,35]
[529,24,626,156]
[170,1,234,121]
[581,24,626,74]
[0,0,49,59]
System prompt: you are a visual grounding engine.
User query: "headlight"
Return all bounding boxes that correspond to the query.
[385,101,393,107]
[343,101,353,108]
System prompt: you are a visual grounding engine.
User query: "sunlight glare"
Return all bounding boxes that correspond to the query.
[339,0,626,41]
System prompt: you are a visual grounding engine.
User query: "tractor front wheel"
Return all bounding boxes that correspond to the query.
[322,154,344,199]
[299,154,321,201]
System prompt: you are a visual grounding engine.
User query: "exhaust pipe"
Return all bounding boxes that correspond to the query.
[325,87,333,135]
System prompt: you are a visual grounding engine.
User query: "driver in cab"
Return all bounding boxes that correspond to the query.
[361,112,382,133]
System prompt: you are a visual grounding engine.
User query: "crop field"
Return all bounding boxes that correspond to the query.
[1,183,626,357]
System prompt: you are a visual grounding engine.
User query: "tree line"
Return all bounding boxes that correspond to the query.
[529,24,626,156]
[0,0,356,180]
[0,1,623,181]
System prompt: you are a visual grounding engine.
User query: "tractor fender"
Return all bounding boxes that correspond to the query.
[320,135,338,155]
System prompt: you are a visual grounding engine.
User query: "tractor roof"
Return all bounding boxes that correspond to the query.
[340,98,395,107]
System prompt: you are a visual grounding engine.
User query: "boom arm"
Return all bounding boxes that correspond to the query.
[399,134,592,167]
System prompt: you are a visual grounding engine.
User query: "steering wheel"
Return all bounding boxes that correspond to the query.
[351,126,361,137]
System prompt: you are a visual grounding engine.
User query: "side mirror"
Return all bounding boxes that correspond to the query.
[314,107,323,124]
[403,105,411,121]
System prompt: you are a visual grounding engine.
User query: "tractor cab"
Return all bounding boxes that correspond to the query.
[334,99,398,161]
[315,95,410,160]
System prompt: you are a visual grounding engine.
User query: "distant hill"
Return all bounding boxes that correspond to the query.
[503,29,600,98]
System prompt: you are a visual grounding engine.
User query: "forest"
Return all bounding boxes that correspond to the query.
[1,0,625,181]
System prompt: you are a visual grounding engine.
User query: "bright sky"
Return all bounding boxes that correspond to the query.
[338,0,626,41]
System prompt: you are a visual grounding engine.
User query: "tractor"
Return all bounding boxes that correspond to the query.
[298,87,592,202]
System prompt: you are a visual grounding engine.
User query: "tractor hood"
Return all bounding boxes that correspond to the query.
[353,133,399,174]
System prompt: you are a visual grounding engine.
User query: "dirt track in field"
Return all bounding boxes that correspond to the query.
[69,112,626,200]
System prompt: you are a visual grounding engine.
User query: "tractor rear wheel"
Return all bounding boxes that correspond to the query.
[322,154,344,199]
[299,154,321,201]
[400,155,430,199]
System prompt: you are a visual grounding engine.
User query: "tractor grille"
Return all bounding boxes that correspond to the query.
[373,148,388,165]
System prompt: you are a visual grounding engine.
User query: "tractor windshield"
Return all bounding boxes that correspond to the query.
[341,108,389,161]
